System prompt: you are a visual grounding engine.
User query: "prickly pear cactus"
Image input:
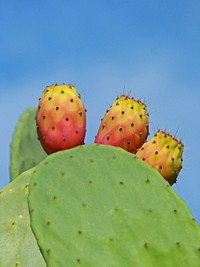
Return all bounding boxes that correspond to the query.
[0,167,46,267]
[28,144,200,267]
[10,108,47,181]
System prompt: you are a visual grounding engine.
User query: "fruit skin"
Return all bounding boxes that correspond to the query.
[36,83,86,154]
[136,130,184,185]
[94,95,149,153]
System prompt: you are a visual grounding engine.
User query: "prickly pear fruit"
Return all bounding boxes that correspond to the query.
[136,130,184,185]
[94,95,149,153]
[36,84,86,154]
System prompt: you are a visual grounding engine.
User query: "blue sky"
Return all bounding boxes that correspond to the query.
[1,1,200,223]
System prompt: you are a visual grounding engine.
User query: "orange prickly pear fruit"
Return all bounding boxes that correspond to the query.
[36,83,86,154]
[95,95,149,153]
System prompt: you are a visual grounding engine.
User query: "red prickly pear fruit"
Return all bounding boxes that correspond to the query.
[136,130,184,185]
[36,84,86,154]
[94,95,149,153]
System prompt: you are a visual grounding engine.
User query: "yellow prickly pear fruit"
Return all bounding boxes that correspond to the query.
[136,130,184,185]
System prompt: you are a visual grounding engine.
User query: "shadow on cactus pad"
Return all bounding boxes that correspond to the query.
[28,144,200,267]
[10,108,47,181]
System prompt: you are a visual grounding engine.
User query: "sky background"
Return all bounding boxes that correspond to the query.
[0,1,200,223]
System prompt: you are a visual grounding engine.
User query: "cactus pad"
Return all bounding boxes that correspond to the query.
[28,144,200,266]
[0,168,46,267]
[10,108,47,181]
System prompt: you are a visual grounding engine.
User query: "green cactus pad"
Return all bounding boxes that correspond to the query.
[28,144,200,267]
[0,168,46,267]
[10,108,47,181]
